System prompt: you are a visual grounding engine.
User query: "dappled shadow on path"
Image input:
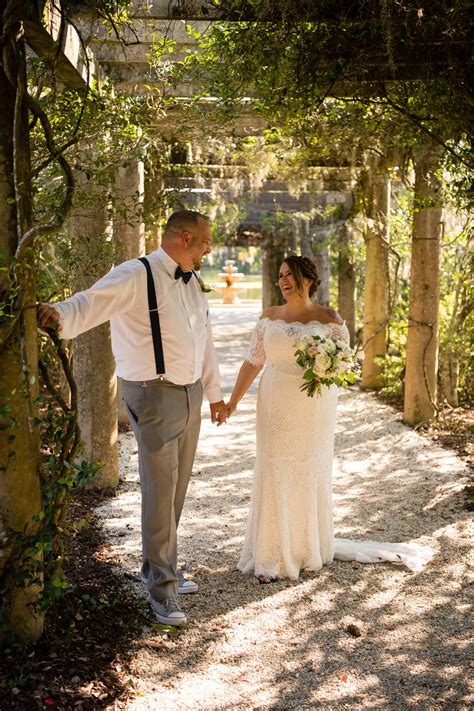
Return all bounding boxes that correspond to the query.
[106,305,470,709]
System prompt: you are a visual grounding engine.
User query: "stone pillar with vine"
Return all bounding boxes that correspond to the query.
[68,168,118,488]
[144,169,166,252]
[404,146,442,425]
[260,213,290,308]
[337,222,357,347]
[309,218,330,306]
[361,158,391,389]
[113,157,146,424]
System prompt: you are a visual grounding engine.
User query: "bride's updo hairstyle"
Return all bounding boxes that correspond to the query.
[282,255,321,298]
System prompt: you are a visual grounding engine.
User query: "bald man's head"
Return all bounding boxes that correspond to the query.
[161,209,212,271]
[163,210,209,240]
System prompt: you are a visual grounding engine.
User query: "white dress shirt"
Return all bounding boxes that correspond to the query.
[54,247,223,403]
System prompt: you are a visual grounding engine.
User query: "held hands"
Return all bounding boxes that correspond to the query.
[210,400,228,427]
[225,400,237,418]
[210,400,237,426]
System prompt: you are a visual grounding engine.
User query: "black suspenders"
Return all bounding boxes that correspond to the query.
[138,257,165,376]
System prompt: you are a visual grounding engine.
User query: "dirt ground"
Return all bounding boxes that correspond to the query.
[101,305,472,710]
[1,304,471,710]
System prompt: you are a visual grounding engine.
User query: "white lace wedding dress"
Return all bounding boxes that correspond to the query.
[237,317,433,578]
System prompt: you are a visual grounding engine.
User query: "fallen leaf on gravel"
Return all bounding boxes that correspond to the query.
[144,639,168,649]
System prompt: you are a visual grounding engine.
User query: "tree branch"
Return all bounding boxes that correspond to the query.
[15,92,75,259]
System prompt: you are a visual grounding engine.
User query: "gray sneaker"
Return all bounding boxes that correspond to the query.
[140,571,198,595]
[178,571,198,594]
[149,596,187,625]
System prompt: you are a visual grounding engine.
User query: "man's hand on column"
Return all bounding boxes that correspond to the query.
[210,400,228,426]
[37,304,61,333]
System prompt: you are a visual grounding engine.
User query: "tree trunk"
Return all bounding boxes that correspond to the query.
[0,53,43,641]
[361,165,390,388]
[114,159,146,424]
[70,174,118,488]
[337,223,356,347]
[404,149,442,425]
[262,242,285,308]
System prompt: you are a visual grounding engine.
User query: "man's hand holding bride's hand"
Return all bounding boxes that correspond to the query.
[210,400,228,427]
[225,400,237,418]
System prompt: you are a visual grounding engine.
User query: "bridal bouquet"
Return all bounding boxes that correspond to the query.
[294,334,361,397]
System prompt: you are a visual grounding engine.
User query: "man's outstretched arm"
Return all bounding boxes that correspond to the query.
[37,262,138,340]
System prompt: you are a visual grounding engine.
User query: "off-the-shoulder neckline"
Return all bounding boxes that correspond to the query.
[259,316,346,327]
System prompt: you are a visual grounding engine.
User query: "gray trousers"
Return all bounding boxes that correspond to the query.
[121,377,203,601]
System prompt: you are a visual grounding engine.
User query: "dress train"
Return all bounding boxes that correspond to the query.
[333,538,434,573]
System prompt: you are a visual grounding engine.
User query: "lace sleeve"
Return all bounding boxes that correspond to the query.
[245,320,266,368]
[326,321,350,344]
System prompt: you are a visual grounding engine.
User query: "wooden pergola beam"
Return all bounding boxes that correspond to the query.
[24,1,99,91]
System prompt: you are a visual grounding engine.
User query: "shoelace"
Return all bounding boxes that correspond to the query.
[162,597,181,613]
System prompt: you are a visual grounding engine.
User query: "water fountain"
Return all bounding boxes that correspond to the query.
[215,259,246,304]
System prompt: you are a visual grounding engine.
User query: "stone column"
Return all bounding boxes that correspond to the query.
[144,171,165,252]
[70,173,118,489]
[404,148,442,425]
[361,164,390,389]
[262,241,285,308]
[114,158,145,262]
[114,158,146,424]
[300,219,314,260]
[310,221,330,306]
[337,223,356,346]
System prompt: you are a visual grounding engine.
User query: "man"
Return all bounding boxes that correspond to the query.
[37,210,227,626]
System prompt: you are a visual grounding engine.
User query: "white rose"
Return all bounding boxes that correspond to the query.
[315,353,332,376]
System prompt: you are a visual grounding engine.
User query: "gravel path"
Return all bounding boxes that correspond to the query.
[99,305,472,710]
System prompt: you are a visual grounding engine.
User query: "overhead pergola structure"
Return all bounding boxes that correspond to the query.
[25,1,368,301]
[16,0,474,325]
[20,0,460,471]
[23,0,469,306]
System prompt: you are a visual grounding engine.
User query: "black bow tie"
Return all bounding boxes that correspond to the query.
[175,266,193,284]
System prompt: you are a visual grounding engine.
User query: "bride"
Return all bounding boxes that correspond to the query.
[226,255,433,583]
